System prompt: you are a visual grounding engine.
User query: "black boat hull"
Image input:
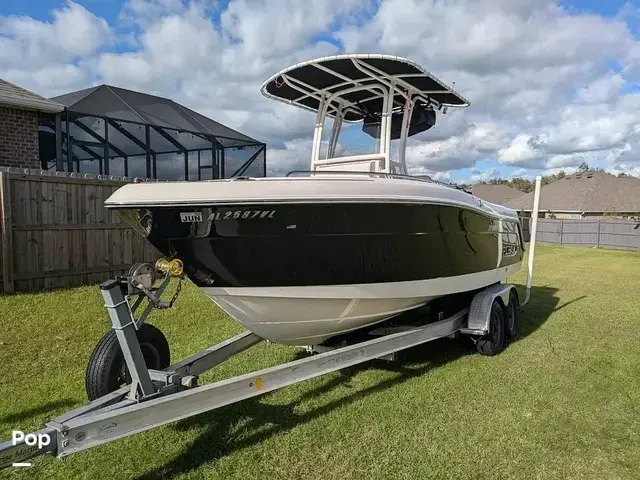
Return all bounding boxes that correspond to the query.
[116,200,523,345]
[118,201,524,289]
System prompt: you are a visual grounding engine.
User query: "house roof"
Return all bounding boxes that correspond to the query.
[506,171,640,213]
[0,78,64,113]
[51,84,262,148]
[471,183,525,205]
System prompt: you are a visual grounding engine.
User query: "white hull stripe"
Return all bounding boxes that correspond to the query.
[202,262,522,299]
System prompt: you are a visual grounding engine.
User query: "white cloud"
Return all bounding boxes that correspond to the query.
[265,139,311,176]
[220,0,365,59]
[98,3,223,93]
[577,73,625,104]
[0,1,112,64]
[604,164,640,178]
[119,0,187,26]
[1,0,640,178]
[0,1,112,94]
[497,134,543,167]
[471,167,500,183]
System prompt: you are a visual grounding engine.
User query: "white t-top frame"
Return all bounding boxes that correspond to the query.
[260,54,470,175]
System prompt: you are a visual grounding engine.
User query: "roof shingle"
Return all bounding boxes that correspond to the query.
[471,183,525,205]
[506,172,640,213]
[0,79,64,112]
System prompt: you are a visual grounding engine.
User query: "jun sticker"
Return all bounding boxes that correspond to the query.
[180,212,203,223]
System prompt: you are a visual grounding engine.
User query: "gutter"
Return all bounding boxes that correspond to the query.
[0,94,64,114]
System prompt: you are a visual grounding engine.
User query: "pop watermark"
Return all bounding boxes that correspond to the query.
[1,430,53,468]
[12,431,51,450]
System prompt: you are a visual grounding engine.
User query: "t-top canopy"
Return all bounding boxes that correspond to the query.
[261,54,470,123]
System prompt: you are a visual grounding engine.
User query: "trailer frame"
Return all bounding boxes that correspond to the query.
[0,278,516,468]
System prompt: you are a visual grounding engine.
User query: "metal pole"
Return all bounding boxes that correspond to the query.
[523,175,542,306]
[103,117,110,175]
[55,113,63,171]
[65,111,72,171]
[211,137,218,179]
[220,148,225,179]
[145,125,151,178]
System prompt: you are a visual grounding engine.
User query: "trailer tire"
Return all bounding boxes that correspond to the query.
[476,300,506,356]
[85,324,170,401]
[505,289,520,339]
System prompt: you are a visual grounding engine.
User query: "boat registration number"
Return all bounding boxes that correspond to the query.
[180,210,275,222]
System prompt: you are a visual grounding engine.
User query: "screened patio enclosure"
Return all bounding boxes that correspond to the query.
[40,85,266,180]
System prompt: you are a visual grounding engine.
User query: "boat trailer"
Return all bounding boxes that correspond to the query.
[0,178,543,471]
[0,274,518,469]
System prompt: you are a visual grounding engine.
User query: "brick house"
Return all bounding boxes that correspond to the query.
[0,79,64,169]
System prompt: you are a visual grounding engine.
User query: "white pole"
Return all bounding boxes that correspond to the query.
[523,175,542,306]
[310,98,326,169]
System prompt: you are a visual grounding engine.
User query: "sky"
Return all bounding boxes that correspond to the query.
[1,0,640,183]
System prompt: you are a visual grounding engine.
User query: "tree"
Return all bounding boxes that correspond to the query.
[473,169,572,193]
[577,162,604,173]
[510,177,535,193]
[578,161,590,172]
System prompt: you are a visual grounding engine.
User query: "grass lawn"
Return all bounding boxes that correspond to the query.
[1,244,639,480]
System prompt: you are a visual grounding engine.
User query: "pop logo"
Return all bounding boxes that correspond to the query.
[12,430,51,450]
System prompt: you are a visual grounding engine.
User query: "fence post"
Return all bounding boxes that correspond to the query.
[596,220,601,248]
[559,220,563,245]
[0,171,15,293]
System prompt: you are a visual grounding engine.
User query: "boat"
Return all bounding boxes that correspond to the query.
[105,54,525,347]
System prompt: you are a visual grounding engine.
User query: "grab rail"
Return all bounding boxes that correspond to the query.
[285,170,472,193]
[312,153,385,166]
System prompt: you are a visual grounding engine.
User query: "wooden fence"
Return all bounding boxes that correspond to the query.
[0,168,162,293]
[521,217,640,251]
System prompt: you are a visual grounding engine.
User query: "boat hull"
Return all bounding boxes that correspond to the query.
[109,177,525,346]
[202,262,521,345]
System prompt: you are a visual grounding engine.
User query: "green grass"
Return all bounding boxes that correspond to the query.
[1,244,639,480]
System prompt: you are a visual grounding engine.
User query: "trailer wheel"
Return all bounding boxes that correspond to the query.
[476,300,506,356]
[85,324,170,401]
[505,290,520,339]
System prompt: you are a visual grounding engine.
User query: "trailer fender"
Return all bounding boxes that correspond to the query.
[459,283,515,336]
